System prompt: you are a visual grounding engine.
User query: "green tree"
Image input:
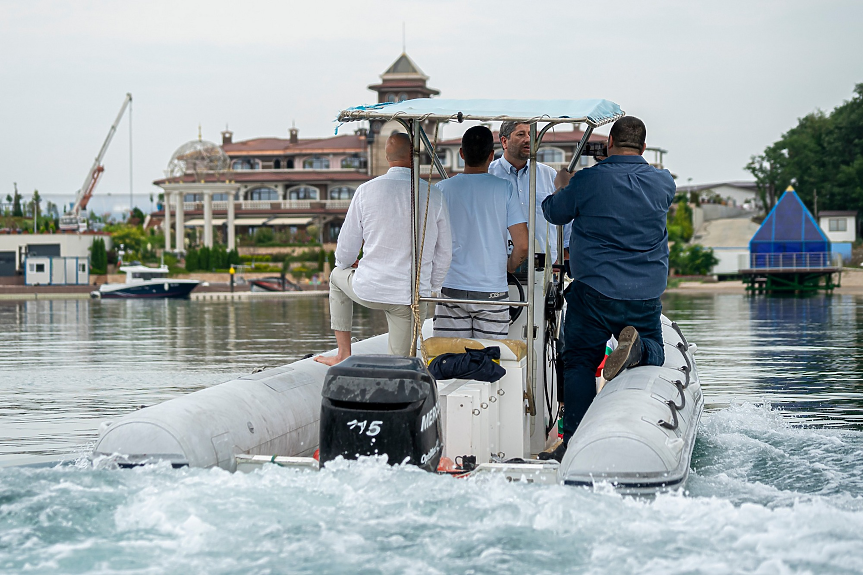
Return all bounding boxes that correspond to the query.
[185,248,199,271]
[31,190,41,221]
[12,184,23,218]
[198,246,211,271]
[90,238,108,275]
[667,201,694,243]
[108,225,148,256]
[747,83,863,216]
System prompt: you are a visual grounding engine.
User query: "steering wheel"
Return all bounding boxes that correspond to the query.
[507,272,525,324]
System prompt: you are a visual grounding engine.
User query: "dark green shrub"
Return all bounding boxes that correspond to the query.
[90,238,108,275]
[670,243,719,276]
[185,249,199,271]
[254,227,275,245]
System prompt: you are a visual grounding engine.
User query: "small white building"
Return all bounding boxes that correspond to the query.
[0,233,111,277]
[24,256,89,286]
[818,210,857,263]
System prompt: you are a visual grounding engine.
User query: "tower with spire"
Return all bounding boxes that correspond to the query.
[367,52,440,104]
[366,52,440,176]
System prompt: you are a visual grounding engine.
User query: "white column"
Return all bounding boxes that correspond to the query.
[175,192,185,253]
[163,191,173,252]
[227,189,236,251]
[203,191,213,248]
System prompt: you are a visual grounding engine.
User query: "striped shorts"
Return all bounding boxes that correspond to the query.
[433,290,510,340]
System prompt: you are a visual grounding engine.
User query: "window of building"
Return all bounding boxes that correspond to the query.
[329,223,342,242]
[303,156,330,170]
[212,193,230,202]
[398,92,408,102]
[232,159,259,170]
[580,155,589,166]
[184,193,203,203]
[274,159,281,169]
[341,155,367,169]
[35,263,45,273]
[829,218,847,232]
[248,187,280,201]
[386,93,397,103]
[287,186,319,200]
[536,147,564,163]
[421,149,448,166]
[457,153,465,168]
[285,158,294,169]
[79,263,86,273]
[328,187,355,200]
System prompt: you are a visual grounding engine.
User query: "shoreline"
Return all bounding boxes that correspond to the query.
[2,270,862,301]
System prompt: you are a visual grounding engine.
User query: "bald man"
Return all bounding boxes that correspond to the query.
[316,133,452,365]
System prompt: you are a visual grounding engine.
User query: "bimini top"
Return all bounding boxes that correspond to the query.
[336,98,624,129]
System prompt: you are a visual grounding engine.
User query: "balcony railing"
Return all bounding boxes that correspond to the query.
[745,252,839,270]
[173,200,350,213]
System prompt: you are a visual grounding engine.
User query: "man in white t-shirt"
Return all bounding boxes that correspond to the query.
[315,133,452,365]
[433,126,529,339]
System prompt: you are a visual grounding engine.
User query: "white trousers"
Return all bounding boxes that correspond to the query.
[328,267,429,356]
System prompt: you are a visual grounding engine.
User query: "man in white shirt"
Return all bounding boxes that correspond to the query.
[489,122,569,271]
[434,126,529,339]
[315,133,452,365]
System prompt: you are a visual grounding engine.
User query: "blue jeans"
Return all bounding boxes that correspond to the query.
[561,281,665,444]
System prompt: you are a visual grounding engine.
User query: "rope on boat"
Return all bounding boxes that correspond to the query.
[409,121,440,364]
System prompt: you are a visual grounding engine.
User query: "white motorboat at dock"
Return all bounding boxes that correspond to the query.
[92,98,703,493]
[91,264,199,299]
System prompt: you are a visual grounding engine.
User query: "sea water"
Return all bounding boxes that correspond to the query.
[1,295,862,574]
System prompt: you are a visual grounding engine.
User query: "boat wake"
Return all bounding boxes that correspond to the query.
[2,404,861,574]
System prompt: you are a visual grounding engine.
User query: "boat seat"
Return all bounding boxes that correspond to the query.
[423,336,527,362]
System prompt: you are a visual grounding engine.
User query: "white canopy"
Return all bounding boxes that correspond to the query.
[337,98,624,128]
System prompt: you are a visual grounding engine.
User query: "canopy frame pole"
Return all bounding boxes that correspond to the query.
[537,121,567,266]
[526,123,538,426]
[410,119,422,356]
[567,125,595,173]
[419,125,449,180]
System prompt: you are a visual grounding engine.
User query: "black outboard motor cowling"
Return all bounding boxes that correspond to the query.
[319,355,442,472]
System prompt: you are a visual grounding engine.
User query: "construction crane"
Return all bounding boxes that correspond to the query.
[59,93,132,231]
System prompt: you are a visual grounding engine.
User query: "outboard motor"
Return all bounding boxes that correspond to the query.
[319,355,442,472]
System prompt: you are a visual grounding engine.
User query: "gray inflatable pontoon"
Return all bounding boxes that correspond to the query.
[558,317,703,492]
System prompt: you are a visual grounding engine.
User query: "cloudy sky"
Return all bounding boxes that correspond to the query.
[2,0,862,217]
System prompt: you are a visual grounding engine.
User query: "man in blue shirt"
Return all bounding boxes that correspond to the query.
[434,126,529,339]
[540,116,676,461]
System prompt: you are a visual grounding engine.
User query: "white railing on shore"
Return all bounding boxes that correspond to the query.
[746,252,838,270]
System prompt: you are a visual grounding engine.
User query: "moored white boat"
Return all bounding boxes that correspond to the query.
[92,264,199,299]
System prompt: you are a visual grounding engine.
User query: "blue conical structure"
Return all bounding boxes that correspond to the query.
[749,187,831,269]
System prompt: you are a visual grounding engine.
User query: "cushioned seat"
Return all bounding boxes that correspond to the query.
[424,336,527,362]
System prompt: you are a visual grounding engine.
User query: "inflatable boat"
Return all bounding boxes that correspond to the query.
[91,99,703,493]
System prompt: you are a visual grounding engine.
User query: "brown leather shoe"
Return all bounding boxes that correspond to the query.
[602,326,642,382]
[538,440,567,463]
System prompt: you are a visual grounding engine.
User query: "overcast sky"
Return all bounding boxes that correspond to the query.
[2,0,862,217]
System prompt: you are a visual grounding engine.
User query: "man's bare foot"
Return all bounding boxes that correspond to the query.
[314,354,348,366]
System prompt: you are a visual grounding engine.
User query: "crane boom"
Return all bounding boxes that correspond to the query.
[60,93,132,231]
